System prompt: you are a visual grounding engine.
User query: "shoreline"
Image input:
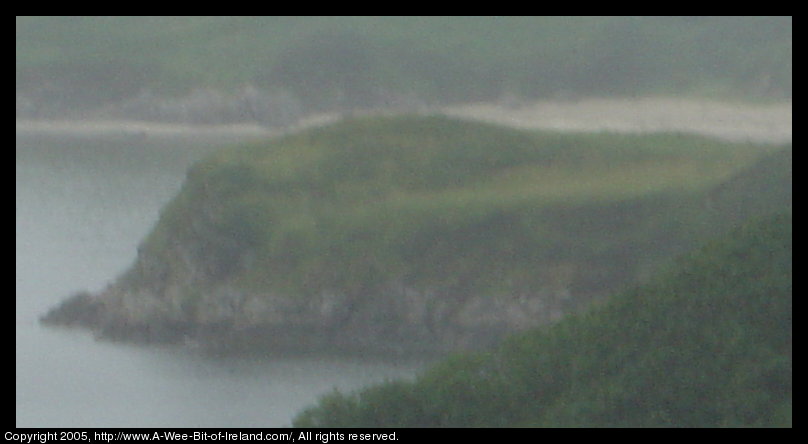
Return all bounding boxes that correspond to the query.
[15,118,276,138]
[16,97,792,144]
[442,97,792,144]
[15,112,345,140]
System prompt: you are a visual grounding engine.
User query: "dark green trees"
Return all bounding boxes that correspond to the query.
[294,212,792,427]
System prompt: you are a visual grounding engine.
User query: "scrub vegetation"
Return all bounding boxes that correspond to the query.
[293,210,792,427]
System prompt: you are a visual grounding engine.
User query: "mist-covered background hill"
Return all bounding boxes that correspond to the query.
[16,16,792,124]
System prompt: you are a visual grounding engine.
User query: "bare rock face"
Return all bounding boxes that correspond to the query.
[41,266,574,354]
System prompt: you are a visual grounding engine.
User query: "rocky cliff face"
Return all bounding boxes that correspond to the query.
[42,226,577,354]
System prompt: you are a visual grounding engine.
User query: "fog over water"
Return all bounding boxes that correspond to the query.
[15,132,427,427]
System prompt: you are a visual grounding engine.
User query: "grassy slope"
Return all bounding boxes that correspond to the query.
[293,210,792,427]
[139,115,780,324]
[16,17,792,104]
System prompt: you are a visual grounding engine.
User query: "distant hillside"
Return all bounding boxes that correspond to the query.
[41,116,787,355]
[17,17,792,121]
[294,210,792,427]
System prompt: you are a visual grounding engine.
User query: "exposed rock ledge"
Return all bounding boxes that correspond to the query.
[41,287,570,355]
[41,253,573,354]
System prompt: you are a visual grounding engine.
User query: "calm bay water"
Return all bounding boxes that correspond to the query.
[15,130,427,428]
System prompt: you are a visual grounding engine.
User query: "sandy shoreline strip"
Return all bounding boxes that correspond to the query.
[16,98,792,144]
[15,112,346,139]
[15,119,275,138]
[443,97,792,144]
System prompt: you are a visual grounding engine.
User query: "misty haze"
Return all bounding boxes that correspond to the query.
[16,16,791,428]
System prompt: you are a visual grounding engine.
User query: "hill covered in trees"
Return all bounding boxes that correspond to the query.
[17,17,792,123]
[294,210,792,427]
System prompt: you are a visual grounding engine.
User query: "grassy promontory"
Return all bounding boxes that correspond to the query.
[145,114,776,294]
[43,115,789,354]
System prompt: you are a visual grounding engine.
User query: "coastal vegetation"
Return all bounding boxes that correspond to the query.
[146,116,777,299]
[293,210,792,427]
